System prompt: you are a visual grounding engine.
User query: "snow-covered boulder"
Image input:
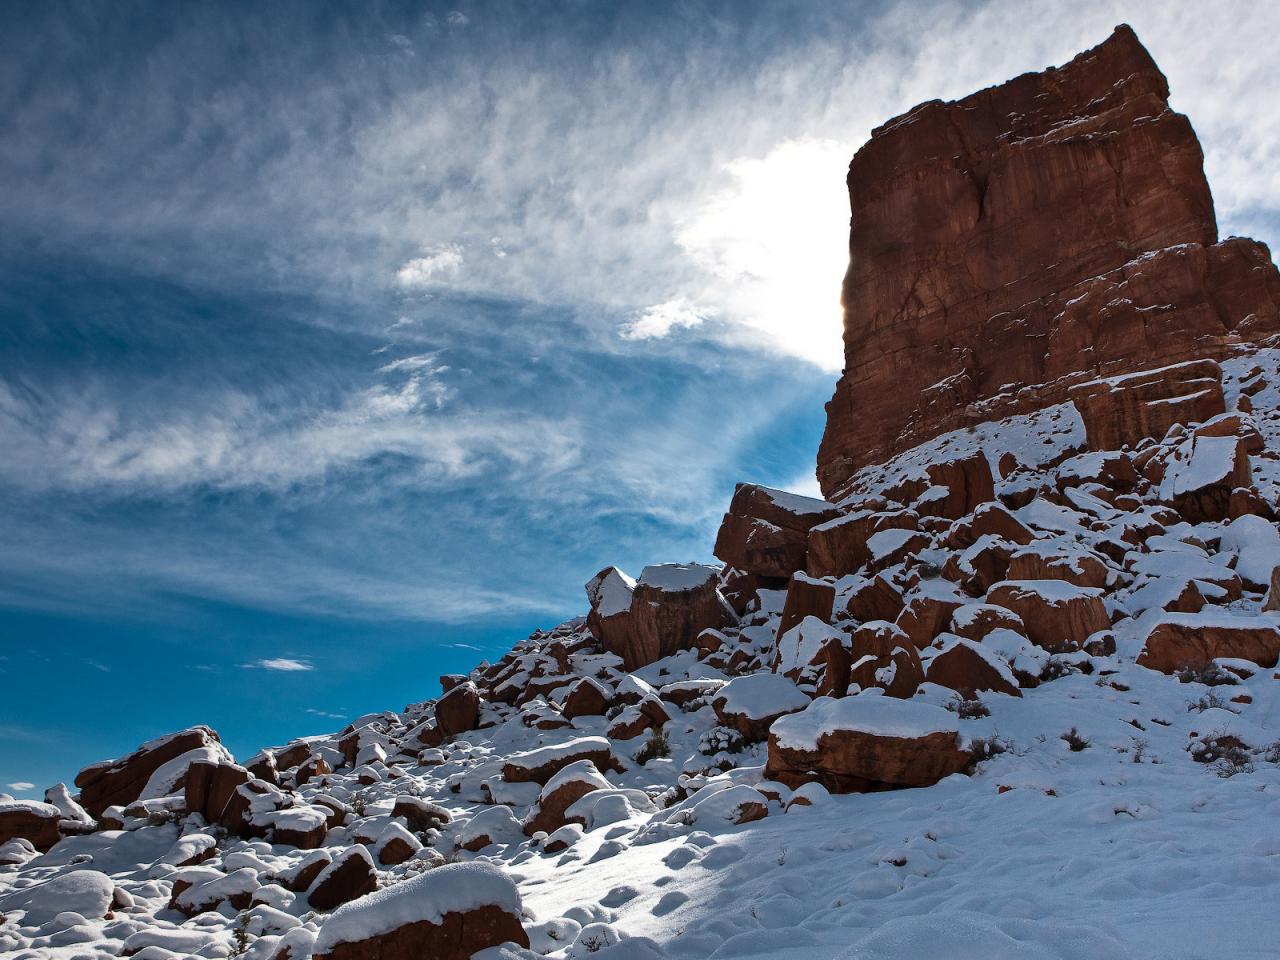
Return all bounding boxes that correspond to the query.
[586,563,734,670]
[1137,612,1280,673]
[712,673,810,742]
[435,681,481,738]
[849,620,924,699]
[307,845,378,911]
[766,694,972,792]
[0,869,114,926]
[502,736,617,785]
[312,862,528,960]
[524,759,612,836]
[1159,433,1252,523]
[562,677,612,719]
[0,799,64,852]
[713,482,839,579]
[986,580,1110,652]
[925,635,1021,698]
[73,725,231,817]
[775,615,844,679]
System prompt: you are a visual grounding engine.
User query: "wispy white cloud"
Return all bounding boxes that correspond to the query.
[6,3,1275,372]
[7,781,35,791]
[305,707,345,719]
[620,298,707,341]
[253,657,314,672]
[396,246,463,288]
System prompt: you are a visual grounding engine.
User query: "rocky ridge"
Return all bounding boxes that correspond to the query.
[817,24,1280,499]
[4,24,1280,960]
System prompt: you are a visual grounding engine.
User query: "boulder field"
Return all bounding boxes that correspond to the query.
[5,23,1280,960]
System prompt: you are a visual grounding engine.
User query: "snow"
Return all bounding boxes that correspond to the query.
[755,486,834,516]
[713,674,809,720]
[1161,434,1239,498]
[777,616,844,679]
[1218,514,1280,587]
[637,563,719,593]
[8,349,1280,960]
[866,527,920,560]
[1146,610,1280,633]
[989,579,1104,603]
[505,737,612,775]
[541,759,611,797]
[589,567,637,618]
[771,694,959,750]
[0,870,114,926]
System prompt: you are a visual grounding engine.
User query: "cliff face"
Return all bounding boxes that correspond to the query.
[817,24,1280,499]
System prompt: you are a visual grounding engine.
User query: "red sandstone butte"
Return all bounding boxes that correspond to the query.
[817,24,1280,499]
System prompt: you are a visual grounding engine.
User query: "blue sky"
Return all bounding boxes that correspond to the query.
[3,1,1279,796]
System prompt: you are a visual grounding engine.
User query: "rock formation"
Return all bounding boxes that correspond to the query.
[818,23,1280,499]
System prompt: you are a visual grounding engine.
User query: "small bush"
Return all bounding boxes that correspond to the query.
[231,910,251,956]
[970,735,1013,763]
[1131,738,1150,764]
[1041,657,1083,683]
[698,726,744,756]
[1177,663,1238,687]
[946,696,990,720]
[1187,689,1238,714]
[1061,727,1091,752]
[1189,732,1254,778]
[635,727,671,765]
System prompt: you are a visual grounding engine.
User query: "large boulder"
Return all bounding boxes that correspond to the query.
[584,566,636,658]
[925,636,1021,698]
[308,845,378,912]
[848,620,924,699]
[0,799,63,852]
[523,760,612,836]
[986,580,1111,653]
[312,862,528,960]
[1159,434,1253,523]
[586,563,734,670]
[918,453,995,520]
[776,573,837,639]
[435,681,481,738]
[766,695,973,792]
[184,760,250,824]
[817,24,1280,499]
[1137,613,1280,673]
[712,673,810,742]
[561,677,612,720]
[1070,359,1227,451]
[74,725,231,818]
[713,484,839,578]
[806,509,918,579]
[502,737,617,786]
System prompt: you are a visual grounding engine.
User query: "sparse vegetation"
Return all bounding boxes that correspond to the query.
[1177,663,1238,687]
[1189,732,1254,778]
[947,696,990,719]
[1187,689,1236,714]
[230,910,251,956]
[1060,727,1091,752]
[970,735,1014,762]
[635,727,671,765]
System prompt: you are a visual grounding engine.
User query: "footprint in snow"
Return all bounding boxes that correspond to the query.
[588,840,627,863]
[698,844,746,870]
[651,891,690,916]
[601,885,640,908]
[663,846,701,870]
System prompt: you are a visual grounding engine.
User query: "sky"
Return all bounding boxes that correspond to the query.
[3,0,1280,797]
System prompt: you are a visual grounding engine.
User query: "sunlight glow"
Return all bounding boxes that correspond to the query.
[677,138,852,371]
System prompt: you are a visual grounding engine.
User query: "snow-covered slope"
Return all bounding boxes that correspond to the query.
[3,350,1280,960]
